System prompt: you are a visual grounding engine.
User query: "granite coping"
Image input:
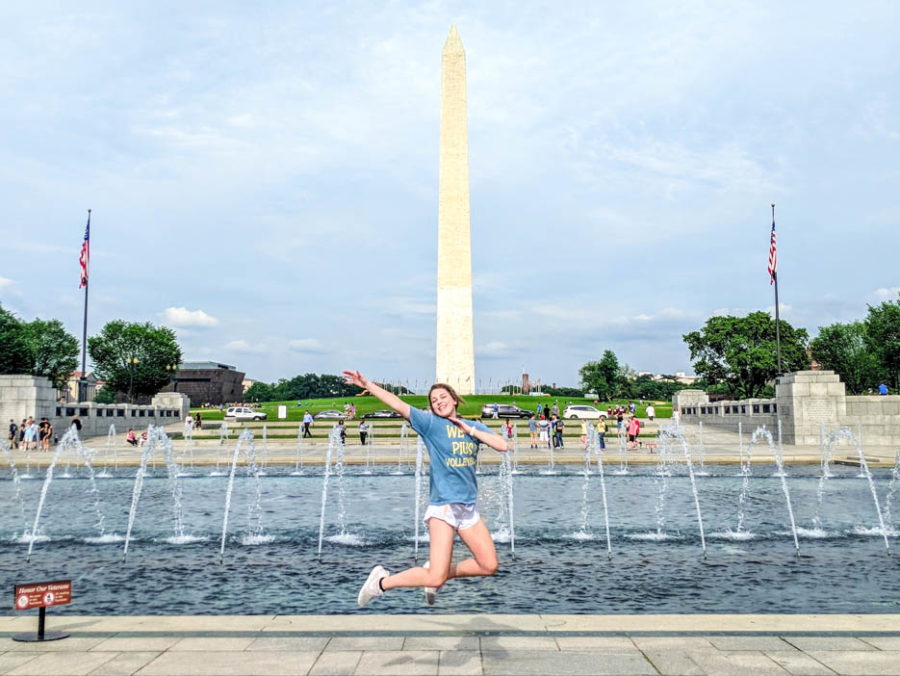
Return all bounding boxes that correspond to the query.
[3,616,898,676]
[3,615,900,636]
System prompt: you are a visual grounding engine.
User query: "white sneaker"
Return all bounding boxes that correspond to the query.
[357,565,389,607]
[423,561,437,605]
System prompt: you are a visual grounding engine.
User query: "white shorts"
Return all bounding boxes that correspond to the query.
[424,503,480,531]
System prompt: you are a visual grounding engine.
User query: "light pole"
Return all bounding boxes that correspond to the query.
[166,363,180,392]
[128,357,139,404]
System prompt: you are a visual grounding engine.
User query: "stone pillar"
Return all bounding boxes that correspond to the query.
[0,375,57,429]
[152,392,190,420]
[435,25,475,394]
[776,370,846,445]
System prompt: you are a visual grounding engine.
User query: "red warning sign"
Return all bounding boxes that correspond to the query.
[14,581,71,610]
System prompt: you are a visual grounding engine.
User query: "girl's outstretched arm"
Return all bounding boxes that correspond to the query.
[448,416,509,453]
[342,370,411,420]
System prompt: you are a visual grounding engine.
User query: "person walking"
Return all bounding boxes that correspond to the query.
[302,410,313,438]
[646,404,655,421]
[344,370,508,607]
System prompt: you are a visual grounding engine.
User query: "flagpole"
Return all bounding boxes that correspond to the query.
[78,209,91,402]
[772,203,782,375]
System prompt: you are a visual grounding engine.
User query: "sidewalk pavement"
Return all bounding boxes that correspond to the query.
[2,614,899,675]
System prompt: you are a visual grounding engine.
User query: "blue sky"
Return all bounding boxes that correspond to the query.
[1,1,898,389]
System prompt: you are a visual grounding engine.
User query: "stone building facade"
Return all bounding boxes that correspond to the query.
[160,361,245,407]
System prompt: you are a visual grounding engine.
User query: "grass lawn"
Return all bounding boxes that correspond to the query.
[192,394,672,422]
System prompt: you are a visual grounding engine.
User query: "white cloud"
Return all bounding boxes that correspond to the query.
[0,277,15,292]
[288,338,326,354]
[159,306,219,328]
[225,339,266,354]
[874,287,900,300]
[476,341,512,358]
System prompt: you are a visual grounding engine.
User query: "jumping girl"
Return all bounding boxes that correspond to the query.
[343,370,509,607]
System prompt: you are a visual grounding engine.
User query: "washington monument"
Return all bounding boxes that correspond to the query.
[435,25,475,394]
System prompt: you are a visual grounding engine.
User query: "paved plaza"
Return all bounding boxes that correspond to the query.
[2,614,899,675]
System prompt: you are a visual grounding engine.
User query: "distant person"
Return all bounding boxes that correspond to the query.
[528,414,538,448]
[337,419,346,444]
[492,403,499,419]
[673,408,680,425]
[596,419,607,450]
[538,416,550,448]
[879,383,888,396]
[551,401,559,418]
[555,416,565,448]
[580,420,588,449]
[503,419,513,441]
[646,405,655,421]
[126,429,138,446]
[194,412,203,430]
[302,410,313,438]
[627,416,641,450]
[40,418,52,451]
[536,403,543,418]
[8,419,18,449]
[23,418,35,451]
[359,420,369,445]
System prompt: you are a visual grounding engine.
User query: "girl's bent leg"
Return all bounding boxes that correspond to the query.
[381,517,455,591]
[450,519,498,578]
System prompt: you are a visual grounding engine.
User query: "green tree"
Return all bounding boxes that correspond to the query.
[94,387,117,404]
[0,304,31,374]
[683,311,810,398]
[20,318,79,389]
[88,320,182,402]
[244,381,273,403]
[865,294,900,390]
[810,321,883,394]
[579,350,620,400]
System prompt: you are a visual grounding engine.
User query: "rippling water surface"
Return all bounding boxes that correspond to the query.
[2,464,898,615]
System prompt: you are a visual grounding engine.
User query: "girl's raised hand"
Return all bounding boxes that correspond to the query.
[342,370,366,389]
[447,416,473,435]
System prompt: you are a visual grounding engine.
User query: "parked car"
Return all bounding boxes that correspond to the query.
[480,403,533,419]
[225,406,267,421]
[314,409,346,420]
[562,404,605,420]
[361,409,403,420]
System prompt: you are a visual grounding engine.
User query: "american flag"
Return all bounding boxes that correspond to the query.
[767,218,777,285]
[79,212,90,288]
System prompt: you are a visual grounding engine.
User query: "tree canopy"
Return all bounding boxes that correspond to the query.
[579,350,621,400]
[0,304,79,388]
[683,311,810,399]
[810,321,883,394]
[865,294,900,390]
[87,320,182,402]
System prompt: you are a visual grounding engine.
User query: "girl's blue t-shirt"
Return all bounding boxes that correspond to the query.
[408,407,491,506]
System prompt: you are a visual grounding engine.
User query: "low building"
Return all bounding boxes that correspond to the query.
[60,371,103,403]
[160,361,245,406]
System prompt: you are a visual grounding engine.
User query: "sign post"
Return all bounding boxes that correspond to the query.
[13,580,71,642]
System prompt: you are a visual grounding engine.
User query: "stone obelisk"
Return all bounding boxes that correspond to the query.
[435,25,475,394]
